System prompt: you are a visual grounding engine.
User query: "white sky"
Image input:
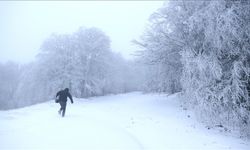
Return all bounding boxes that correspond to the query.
[0,1,164,64]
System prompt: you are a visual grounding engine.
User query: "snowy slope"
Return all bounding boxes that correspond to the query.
[0,92,249,150]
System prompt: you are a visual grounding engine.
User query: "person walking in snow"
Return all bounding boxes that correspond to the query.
[55,88,73,117]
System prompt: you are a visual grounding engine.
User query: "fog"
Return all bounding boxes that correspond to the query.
[0,1,163,63]
[0,0,250,139]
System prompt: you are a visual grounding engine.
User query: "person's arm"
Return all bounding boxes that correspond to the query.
[56,91,61,98]
[68,93,74,104]
[56,91,60,98]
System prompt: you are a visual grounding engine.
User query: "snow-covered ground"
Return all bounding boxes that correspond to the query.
[0,92,249,150]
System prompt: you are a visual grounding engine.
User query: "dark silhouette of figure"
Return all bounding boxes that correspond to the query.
[56,88,73,117]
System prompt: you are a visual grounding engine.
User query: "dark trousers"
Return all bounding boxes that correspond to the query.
[59,102,67,117]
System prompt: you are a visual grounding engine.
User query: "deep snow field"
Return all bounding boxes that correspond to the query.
[0,92,249,150]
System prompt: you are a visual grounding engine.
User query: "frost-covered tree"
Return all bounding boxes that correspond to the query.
[12,26,142,108]
[0,62,20,109]
[13,62,49,107]
[180,0,250,136]
[32,27,113,98]
[72,27,112,97]
[134,1,191,93]
[137,0,250,137]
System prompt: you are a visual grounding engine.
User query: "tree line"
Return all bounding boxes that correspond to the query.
[0,27,144,109]
[135,0,250,137]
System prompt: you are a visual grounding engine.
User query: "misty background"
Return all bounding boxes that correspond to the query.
[0,0,250,138]
[0,1,163,63]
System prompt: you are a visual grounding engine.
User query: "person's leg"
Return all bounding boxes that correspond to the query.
[61,102,67,117]
[58,102,63,114]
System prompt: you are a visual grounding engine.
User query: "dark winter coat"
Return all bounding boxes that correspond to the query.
[56,89,73,103]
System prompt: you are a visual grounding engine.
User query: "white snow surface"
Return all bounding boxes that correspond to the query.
[0,92,249,150]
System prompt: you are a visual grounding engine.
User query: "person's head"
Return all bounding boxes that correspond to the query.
[64,88,69,92]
